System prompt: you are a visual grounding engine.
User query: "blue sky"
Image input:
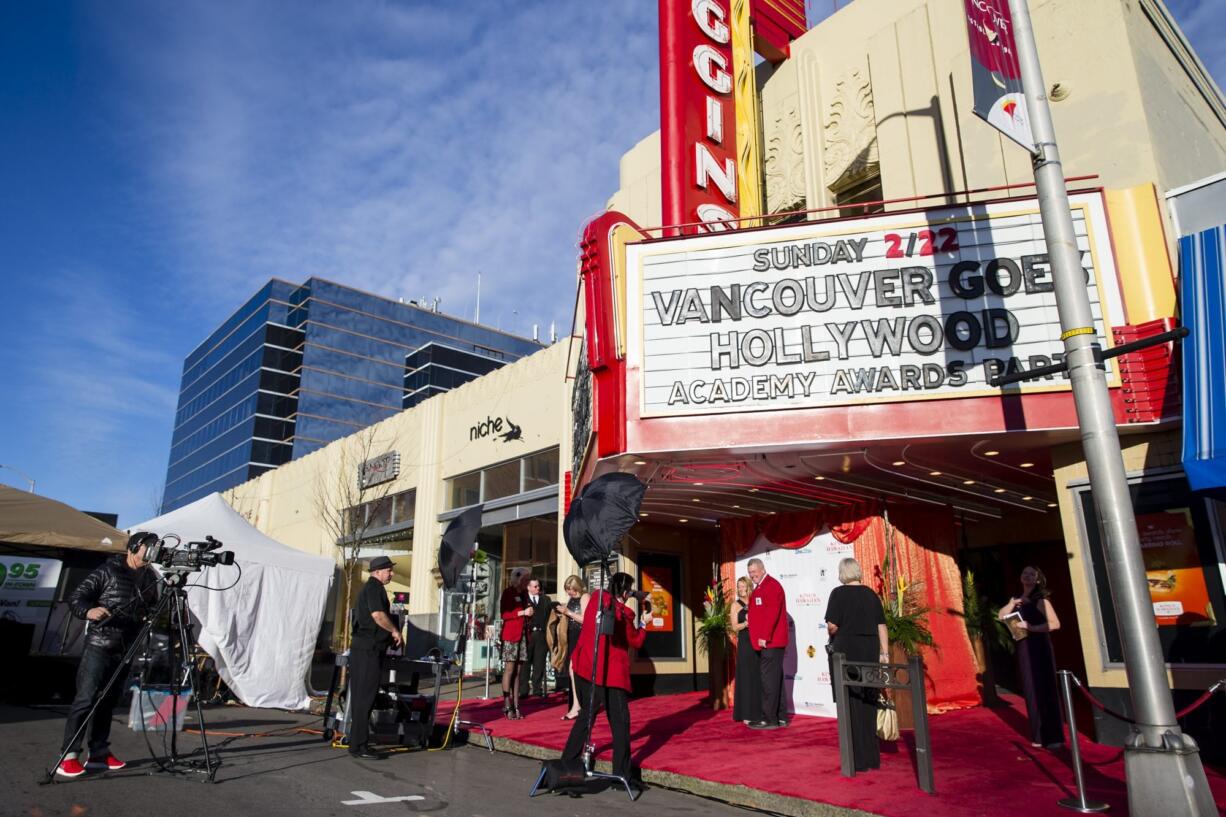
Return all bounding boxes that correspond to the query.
[1,1,1223,527]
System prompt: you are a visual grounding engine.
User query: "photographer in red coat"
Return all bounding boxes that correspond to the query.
[747,557,790,729]
[562,572,652,786]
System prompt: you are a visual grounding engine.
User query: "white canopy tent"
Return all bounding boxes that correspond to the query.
[132,494,334,710]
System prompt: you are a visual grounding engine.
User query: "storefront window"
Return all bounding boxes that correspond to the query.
[524,448,559,491]
[450,471,481,509]
[483,459,521,502]
[1078,474,1226,666]
[500,517,558,594]
[366,496,393,529]
[391,489,416,524]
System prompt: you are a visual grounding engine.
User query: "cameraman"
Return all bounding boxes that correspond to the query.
[56,531,159,778]
[347,555,402,760]
[561,572,652,791]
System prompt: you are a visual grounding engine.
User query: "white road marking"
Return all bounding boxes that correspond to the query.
[341,790,426,806]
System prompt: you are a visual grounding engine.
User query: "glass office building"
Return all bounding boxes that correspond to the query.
[162,278,542,512]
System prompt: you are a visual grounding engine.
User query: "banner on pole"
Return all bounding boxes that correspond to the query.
[963,0,1034,152]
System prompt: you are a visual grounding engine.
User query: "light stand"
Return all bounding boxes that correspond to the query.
[449,561,493,752]
[42,571,219,784]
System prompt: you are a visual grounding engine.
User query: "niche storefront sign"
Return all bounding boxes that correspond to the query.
[626,192,1124,416]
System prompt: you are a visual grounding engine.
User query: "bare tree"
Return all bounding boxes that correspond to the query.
[313,425,396,652]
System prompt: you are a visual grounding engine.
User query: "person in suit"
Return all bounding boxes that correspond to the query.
[746,557,789,729]
[562,572,652,791]
[519,577,552,699]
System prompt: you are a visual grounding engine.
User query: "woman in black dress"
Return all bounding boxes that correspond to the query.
[558,574,589,720]
[731,576,763,724]
[824,558,889,772]
[999,566,1064,748]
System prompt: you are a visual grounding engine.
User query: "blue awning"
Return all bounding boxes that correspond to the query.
[1181,224,1226,493]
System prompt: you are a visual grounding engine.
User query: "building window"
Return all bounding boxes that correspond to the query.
[391,489,416,524]
[445,447,560,509]
[830,168,883,219]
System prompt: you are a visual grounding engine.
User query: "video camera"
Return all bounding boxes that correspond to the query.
[145,535,236,573]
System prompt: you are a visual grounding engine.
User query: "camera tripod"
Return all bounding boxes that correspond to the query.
[43,570,219,784]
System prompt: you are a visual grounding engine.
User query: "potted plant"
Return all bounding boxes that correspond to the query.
[879,543,934,730]
[958,570,1012,706]
[696,579,733,710]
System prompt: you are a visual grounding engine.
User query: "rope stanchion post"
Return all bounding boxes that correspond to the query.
[1057,670,1109,813]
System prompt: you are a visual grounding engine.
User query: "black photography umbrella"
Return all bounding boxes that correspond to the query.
[562,472,647,567]
[439,505,483,590]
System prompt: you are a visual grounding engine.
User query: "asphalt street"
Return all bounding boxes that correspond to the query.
[2,703,759,817]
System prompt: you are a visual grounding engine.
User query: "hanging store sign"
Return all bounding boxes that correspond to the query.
[963,0,1034,152]
[627,192,1124,417]
[359,451,400,489]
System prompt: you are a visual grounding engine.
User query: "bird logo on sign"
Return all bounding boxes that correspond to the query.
[497,418,523,443]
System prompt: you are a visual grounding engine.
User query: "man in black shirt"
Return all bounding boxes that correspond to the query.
[347,555,402,760]
[520,577,552,698]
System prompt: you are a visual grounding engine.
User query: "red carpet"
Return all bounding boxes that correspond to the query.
[445,691,1226,816]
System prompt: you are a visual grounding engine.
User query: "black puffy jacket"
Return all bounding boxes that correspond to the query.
[69,554,159,651]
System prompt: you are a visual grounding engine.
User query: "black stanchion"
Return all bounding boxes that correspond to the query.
[1057,670,1109,813]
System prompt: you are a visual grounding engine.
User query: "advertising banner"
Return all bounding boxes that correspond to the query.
[735,528,853,719]
[0,556,62,651]
[963,0,1033,151]
[627,192,1123,417]
[1137,510,1213,626]
[640,565,675,632]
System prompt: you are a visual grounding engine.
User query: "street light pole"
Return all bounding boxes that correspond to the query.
[0,464,35,493]
[1005,1,1215,814]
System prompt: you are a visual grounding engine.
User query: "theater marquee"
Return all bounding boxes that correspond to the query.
[626,192,1125,417]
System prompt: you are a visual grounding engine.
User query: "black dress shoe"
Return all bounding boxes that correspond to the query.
[348,748,385,760]
[747,720,779,730]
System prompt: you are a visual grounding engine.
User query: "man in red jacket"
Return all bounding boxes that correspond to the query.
[562,572,653,787]
[747,557,789,729]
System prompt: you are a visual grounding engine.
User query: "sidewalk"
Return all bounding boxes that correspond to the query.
[443,690,1226,817]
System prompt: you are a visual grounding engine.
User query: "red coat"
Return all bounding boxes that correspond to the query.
[748,574,788,649]
[500,587,530,643]
[570,590,646,691]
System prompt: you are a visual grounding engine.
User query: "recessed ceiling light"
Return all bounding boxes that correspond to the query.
[749,488,759,493]
[732,505,740,509]
[678,518,688,523]
[892,460,906,466]
[634,460,648,466]
[814,475,825,481]
[1047,502,1057,508]
[962,480,976,485]
[639,512,648,517]
[1023,496,1033,501]
[929,471,942,477]
[1020,462,1034,468]
[994,488,1006,494]
[692,498,701,503]
[767,511,776,515]
[984,450,1000,457]
[694,482,704,486]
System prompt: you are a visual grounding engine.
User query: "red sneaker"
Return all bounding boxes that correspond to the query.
[56,758,87,778]
[85,754,126,771]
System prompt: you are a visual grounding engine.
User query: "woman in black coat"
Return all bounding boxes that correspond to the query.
[824,557,889,772]
[731,576,762,724]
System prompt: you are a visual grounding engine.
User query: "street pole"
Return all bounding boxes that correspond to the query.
[1005,1,1215,814]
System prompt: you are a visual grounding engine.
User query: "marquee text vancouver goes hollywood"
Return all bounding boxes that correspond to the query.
[650,238,1088,406]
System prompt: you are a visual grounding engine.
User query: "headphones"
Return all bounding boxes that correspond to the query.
[127,531,157,553]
